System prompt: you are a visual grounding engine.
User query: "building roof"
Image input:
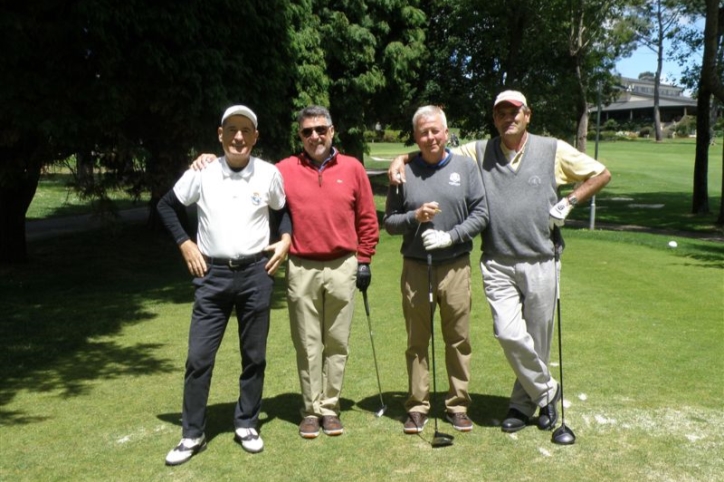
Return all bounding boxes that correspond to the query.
[596,76,696,113]
[599,97,697,113]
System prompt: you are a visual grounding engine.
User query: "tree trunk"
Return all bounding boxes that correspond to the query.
[693,0,723,217]
[576,109,588,153]
[145,143,190,234]
[719,146,724,225]
[653,2,664,142]
[76,149,95,192]
[574,59,588,153]
[0,164,41,265]
[693,85,711,215]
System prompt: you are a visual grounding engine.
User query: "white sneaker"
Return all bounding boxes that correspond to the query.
[165,435,207,466]
[235,427,264,453]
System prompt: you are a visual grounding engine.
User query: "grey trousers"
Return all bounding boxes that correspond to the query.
[481,256,559,416]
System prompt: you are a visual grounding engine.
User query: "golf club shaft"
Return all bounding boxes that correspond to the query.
[427,254,439,430]
[554,245,567,426]
[362,290,385,409]
[555,276,567,425]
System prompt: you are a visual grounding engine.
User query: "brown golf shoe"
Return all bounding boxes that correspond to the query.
[321,415,344,436]
[299,416,320,439]
[446,412,473,432]
[403,412,428,434]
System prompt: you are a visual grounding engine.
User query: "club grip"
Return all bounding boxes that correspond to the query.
[362,289,371,317]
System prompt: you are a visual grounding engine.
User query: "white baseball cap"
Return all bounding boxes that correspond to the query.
[494,90,527,108]
[221,105,258,128]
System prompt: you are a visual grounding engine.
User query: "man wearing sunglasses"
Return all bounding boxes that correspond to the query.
[278,105,378,439]
[191,105,379,440]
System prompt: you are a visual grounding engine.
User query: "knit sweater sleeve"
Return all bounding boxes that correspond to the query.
[447,155,488,244]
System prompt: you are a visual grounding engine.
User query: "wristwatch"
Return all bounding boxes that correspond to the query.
[567,195,578,206]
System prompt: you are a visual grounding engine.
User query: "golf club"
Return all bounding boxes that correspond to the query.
[427,254,454,448]
[362,289,387,417]
[551,231,576,445]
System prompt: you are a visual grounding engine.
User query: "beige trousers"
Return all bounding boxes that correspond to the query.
[287,253,357,418]
[401,255,472,414]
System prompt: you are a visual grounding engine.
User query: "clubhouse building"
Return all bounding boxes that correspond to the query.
[599,76,697,123]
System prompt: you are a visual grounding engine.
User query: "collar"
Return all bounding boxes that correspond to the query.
[302,147,338,169]
[413,148,452,170]
[221,156,254,179]
[501,131,529,156]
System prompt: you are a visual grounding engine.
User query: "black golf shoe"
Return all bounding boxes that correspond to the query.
[501,408,529,433]
[537,384,561,430]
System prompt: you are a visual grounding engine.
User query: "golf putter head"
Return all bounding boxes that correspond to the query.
[552,424,576,445]
[374,405,387,418]
[431,431,454,448]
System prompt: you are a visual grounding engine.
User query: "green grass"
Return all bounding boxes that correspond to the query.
[580,139,723,234]
[4,139,722,481]
[27,165,149,220]
[2,212,723,481]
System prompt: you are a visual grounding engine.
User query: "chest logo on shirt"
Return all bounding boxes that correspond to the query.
[448,172,461,186]
[528,176,542,187]
[251,192,262,205]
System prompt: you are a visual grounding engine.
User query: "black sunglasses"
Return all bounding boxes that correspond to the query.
[300,125,331,138]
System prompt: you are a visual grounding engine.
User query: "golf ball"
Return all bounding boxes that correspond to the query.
[668,241,678,248]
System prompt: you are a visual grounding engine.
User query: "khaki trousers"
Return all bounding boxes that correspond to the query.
[401,255,472,414]
[287,253,357,418]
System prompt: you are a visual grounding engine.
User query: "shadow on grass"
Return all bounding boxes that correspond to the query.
[0,223,288,426]
[570,191,723,235]
[158,391,510,440]
[355,391,509,428]
[158,394,358,442]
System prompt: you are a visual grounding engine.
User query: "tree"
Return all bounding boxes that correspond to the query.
[627,0,688,141]
[0,3,101,264]
[0,1,300,264]
[311,0,427,161]
[418,0,630,149]
[565,0,636,152]
[692,1,724,220]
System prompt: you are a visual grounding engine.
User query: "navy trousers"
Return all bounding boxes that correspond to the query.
[181,259,273,438]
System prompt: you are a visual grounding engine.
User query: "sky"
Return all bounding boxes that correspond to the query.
[615,18,704,94]
[615,46,685,86]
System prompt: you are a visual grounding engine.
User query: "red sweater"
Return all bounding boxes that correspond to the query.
[277,151,379,263]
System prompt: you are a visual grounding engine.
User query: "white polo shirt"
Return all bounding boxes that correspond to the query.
[173,156,285,259]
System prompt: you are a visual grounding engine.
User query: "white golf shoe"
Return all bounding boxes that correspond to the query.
[165,434,207,466]
[235,427,264,453]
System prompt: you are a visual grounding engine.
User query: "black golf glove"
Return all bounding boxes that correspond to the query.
[356,263,371,292]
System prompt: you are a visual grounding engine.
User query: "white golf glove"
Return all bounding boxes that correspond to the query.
[549,198,574,230]
[422,229,452,251]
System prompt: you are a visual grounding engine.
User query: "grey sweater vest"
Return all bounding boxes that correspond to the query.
[474,134,558,260]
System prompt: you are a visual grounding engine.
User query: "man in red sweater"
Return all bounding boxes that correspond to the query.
[281,105,378,438]
[192,105,379,439]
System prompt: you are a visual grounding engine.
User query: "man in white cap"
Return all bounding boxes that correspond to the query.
[388,90,610,436]
[157,105,291,465]
[188,105,379,440]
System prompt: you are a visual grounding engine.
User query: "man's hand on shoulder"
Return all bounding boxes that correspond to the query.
[387,152,417,185]
[191,153,219,171]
